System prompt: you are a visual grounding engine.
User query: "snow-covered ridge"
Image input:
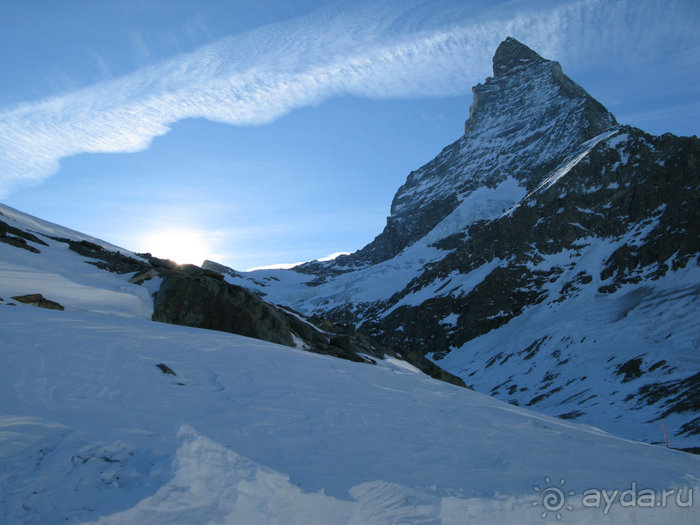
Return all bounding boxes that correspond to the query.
[0,202,156,318]
[0,202,138,256]
[527,128,620,197]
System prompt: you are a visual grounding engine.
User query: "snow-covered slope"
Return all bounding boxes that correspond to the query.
[1,305,698,524]
[0,202,465,385]
[211,38,700,449]
[0,203,157,318]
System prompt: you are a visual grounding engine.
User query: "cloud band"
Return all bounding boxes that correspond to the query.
[0,0,695,195]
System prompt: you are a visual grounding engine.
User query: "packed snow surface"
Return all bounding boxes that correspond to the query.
[1,306,698,524]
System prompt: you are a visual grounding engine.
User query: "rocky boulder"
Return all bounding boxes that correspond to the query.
[11,293,64,310]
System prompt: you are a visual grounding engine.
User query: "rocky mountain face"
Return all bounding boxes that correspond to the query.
[296,37,617,276]
[217,38,700,448]
[150,260,463,385]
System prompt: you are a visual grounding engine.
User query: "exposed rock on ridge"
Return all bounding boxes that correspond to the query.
[491,36,545,76]
[153,271,296,347]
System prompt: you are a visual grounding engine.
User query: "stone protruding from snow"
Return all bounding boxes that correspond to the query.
[11,293,64,310]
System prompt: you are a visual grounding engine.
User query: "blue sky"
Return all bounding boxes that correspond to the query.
[1,0,698,269]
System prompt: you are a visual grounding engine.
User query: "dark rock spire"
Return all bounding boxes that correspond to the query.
[492,37,546,76]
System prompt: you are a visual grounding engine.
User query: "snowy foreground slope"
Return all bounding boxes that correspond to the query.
[1,305,699,524]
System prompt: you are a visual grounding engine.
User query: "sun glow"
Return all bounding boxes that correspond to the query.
[140,229,212,266]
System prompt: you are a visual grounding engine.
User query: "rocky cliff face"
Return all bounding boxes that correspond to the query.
[222,38,699,448]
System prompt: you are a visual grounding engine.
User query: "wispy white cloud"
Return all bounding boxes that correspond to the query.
[0,0,696,195]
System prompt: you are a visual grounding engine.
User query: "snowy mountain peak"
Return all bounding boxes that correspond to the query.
[307,38,618,269]
[491,37,546,76]
[464,36,616,140]
[225,39,699,451]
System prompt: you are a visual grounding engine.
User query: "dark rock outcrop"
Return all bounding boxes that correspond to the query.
[491,36,544,77]
[276,306,465,387]
[153,271,295,347]
[155,363,177,376]
[48,236,149,274]
[11,293,64,310]
[0,220,48,253]
[152,268,466,386]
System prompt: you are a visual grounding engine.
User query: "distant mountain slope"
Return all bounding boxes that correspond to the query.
[215,38,700,448]
[309,36,617,270]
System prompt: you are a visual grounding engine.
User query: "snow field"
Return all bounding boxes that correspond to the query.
[1,305,698,524]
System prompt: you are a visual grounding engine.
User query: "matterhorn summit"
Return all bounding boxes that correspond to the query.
[221,38,700,449]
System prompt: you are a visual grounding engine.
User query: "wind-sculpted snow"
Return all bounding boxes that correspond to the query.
[1,306,698,524]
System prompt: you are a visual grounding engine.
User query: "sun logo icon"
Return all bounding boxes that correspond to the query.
[532,476,575,520]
